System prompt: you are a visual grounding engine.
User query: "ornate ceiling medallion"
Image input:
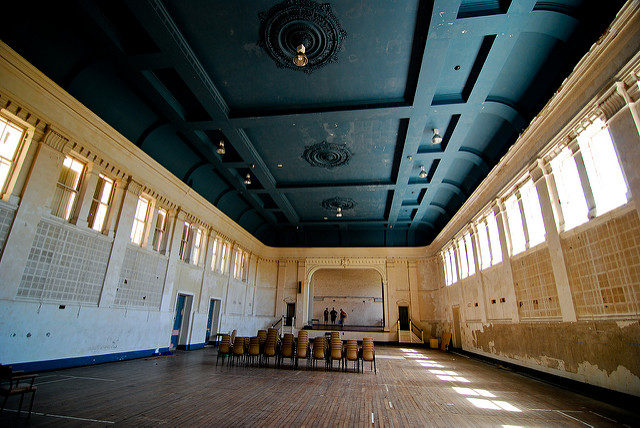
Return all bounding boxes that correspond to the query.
[258,0,347,73]
[321,197,356,211]
[302,141,352,169]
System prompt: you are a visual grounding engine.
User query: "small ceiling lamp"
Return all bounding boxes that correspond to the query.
[217,140,226,155]
[244,173,252,185]
[293,44,308,67]
[432,129,443,144]
[419,165,428,179]
[336,207,342,218]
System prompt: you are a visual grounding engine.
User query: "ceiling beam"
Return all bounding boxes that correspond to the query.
[126,0,300,225]
[228,105,413,129]
[409,0,542,231]
[276,182,396,193]
[80,1,279,228]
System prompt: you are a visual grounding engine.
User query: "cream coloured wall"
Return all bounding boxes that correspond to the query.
[311,268,383,326]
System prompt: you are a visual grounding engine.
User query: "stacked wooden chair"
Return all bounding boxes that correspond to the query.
[247,336,261,367]
[278,333,295,368]
[0,365,37,419]
[329,333,343,371]
[216,334,232,366]
[230,336,246,366]
[311,336,326,370]
[295,330,310,369]
[262,329,278,367]
[344,340,359,373]
[362,337,376,373]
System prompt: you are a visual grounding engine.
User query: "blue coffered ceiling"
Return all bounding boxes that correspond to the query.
[0,0,622,247]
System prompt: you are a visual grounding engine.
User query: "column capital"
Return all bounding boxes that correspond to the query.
[41,127,70,153]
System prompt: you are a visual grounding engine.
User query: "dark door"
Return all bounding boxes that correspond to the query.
[171,295,186,350]
[205,300,215,343]
[398,306,409,330]
[452,306,462,349]
[285,302,295,326]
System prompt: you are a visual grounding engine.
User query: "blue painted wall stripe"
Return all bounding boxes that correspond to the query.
[9,347,171,373]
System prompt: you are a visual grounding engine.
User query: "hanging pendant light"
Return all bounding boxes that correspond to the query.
[217,140,226,155]
[244,173,251,185]
[293,44,308,67]
[432,129,442,144]
[419,165,428,179]
[336,207,342,218]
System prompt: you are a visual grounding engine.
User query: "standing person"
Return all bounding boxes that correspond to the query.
[323,307,329,325]
[340,309,347,327]
[330,307,337,325]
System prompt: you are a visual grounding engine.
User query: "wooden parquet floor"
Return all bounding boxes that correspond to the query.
[1,345,638,427]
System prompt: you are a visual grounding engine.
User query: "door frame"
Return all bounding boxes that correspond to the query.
[173,291,194,350]
[206,298,221,343]
[451,305,462,349]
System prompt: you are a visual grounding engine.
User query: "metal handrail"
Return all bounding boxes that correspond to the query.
[409,319,424,343]
[272,317,282,328]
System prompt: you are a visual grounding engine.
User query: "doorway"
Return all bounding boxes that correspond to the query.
[206,299,221,343]
[452,306,462,349]
[285,302,295,326]
[398,306,409,330]
[170,294,193,350]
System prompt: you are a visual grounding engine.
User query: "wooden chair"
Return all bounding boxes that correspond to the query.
[329,336,343,371]
[247,336,261,367]
[230,336,246,366]
[257,330,267,349]
[0,365,37,419]
[295,330,310,369]
[311,337,326,370]
[216,334,232,366]
[344,340,359,373]
[362,338,376,373]
[278,333,295,368]
[262,336,277,367]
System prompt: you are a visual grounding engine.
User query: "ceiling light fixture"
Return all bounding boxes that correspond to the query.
[217,140,226,155]
[244,173,252,185]
[293,44,308,67]
[419,165,428,179]
[336,207,342,218]
[432,129,443,144]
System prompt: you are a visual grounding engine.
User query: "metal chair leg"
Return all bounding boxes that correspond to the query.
[27,390,36,420]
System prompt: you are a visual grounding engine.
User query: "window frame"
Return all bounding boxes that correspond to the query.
[0,114,28,198]
[51,155,85,221]
[130,195,151,246]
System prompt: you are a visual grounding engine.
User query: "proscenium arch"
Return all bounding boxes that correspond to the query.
[304,263,389,331]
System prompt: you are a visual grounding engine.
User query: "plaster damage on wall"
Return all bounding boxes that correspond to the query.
[470,321,640,394]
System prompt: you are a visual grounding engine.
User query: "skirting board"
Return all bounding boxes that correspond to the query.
[8,347,171,373]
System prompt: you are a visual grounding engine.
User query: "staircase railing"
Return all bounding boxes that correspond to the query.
[410,319,424,343]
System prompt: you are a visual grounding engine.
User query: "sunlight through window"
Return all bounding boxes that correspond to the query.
[430,370,458,376]
[452,387,495,397]
[466,398,521,412]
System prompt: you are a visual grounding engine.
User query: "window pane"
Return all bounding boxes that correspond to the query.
[486,212,502,265]
[477,221,491,270]
[191,228,202,265]
[578,120,628,216]
[0,117,24,192]
[505,194,526,255]
[211,238,219,270]
[448,248,458,284]
[130,197,150,245]
[550,147,588,230]
[152,209,166,252]
[464,233,475,276]
[52,156,84,220]
[521,180,545,247]
[458,239,468,279]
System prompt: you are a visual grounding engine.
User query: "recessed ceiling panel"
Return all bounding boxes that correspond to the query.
[245,117,402,184]
[285,189,388,222]
[165,0,422,112]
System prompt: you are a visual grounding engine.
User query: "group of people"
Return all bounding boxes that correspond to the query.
[323,307,347,326]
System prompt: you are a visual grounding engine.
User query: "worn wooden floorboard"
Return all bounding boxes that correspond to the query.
[1,345,638,426]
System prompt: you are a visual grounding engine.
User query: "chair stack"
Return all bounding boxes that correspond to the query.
[262,330,278,367]
[329,333,343,371]
[362,337,376,373]
[311,336,326,370]
[278,333,295,368]
[295,330,310,369]
[230,336,246,366]
[257,330,267,349]
[344,339,359,372]
[216,334,231,366]
[247,336,260,366]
